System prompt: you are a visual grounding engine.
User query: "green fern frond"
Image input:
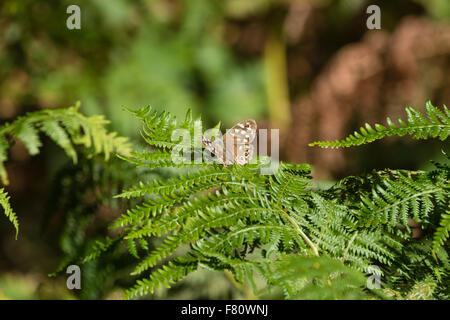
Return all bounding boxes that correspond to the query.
[13,119,42,155]
[258,254,370,299]
[80,237,119,264]
[127,238,140,259]
[73,102,450,299]
[118,150,179,169]
[0,102,132,238]
[110,197,177,229]
[0,188,18,239]
[355,172,448,230]
[126,106,191,150]
[0,135,9,185]
[125,256,199,299]
[432,208,450,254]
[310,101,450,148]
[116,167,232,199]
[0,102,132,185]
[76,114,132,161]
[271,163,312,206]
[40,119,78,163]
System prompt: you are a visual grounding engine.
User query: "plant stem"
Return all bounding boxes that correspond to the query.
[282,211,319,256]
[224,270,259,300]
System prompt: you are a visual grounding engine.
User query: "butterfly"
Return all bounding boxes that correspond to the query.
[202,119,257,166]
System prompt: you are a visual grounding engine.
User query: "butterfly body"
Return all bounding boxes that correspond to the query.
[202,119,257,166]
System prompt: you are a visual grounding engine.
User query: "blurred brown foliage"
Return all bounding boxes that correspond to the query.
[286,16,450,177]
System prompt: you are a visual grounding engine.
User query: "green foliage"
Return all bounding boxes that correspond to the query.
[415,0,450,20]
[73,103,449,300]
[42,152,164,299]
[0,188,18,239]
[312,102,450,256]
[258,254,371,300]
[0,102,132,184]
[354,170,448,231]
[309,101,450,148]
[433,207,450,254]
[0,103,132,238]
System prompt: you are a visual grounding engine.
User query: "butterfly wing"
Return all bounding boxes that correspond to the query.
[202,119,257,166]
[226,119,257,144]
[223,119,257,165]
[235,143,254,165]
[202,136,225,165]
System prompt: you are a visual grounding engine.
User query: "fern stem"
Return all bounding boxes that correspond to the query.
[276,172,295,208]
[367,187,443,219]
[341,231,358,262]
[224,270,259,300]
[282,211,319,256]
[212,225,297,250]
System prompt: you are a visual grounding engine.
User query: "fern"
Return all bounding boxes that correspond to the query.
[0,102,132,238]
[70,103,450,299]
[257,254,372,300]
[433,207,450,254]
[355,170,448,230]
[0,188,19,239]
[0,101,132,184]
[310,101,450,148]
[310,101,450,260]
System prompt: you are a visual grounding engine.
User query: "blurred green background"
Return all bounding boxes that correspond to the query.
[1,0,450,299]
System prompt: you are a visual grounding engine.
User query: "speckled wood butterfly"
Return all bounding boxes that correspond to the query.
[202,119,257,166]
